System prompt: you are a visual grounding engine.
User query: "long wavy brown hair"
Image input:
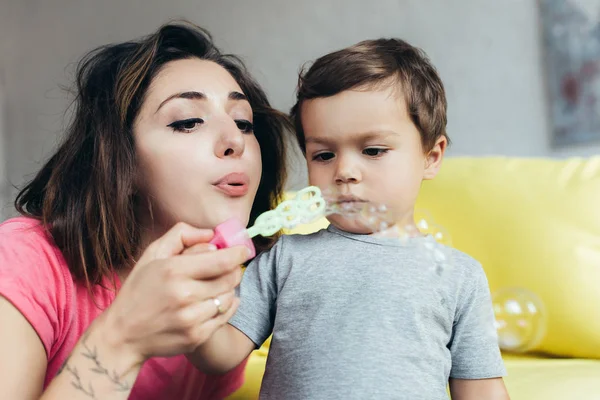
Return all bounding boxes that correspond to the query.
[15,21,289,288]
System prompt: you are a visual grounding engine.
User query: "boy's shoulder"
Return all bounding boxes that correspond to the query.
[273,227,332,252]
[423,244,488,294]
[251,227,331,260]
[445,246,484,274]
[442,246,493,301]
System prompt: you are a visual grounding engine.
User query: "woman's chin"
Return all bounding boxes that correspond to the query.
[210,206,251,228]
[167,208,250,232]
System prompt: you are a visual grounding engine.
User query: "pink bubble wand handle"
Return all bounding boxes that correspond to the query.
[209,218,257,258]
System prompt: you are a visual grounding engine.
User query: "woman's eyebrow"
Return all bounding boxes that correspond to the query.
[156,91,206,113]
[156,90,248,114]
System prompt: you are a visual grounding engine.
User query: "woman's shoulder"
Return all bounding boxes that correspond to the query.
[0,216,52,242]
[0,216,70,280]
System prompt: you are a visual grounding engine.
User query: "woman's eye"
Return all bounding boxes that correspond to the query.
[167,118,204,133]
[313,152,335,162]
[235,119,254,133]
[363,148,388,157]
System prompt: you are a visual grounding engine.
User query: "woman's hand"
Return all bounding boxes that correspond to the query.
[103,222,249,362]
[41,222,249,400]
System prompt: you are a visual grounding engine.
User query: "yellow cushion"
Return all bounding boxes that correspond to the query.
[501,354,600,399]
[415,156,600,359]
[228,350,600,400]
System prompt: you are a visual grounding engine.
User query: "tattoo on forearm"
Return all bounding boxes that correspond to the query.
[64,364,96,399]
[81,334,131,392]
[55,332,131,397]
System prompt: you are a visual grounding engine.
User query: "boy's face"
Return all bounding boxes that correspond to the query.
[301,86,446,234]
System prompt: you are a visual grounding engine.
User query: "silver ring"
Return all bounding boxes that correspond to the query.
[213,297,226,315]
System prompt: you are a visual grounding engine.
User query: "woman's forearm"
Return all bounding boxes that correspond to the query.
[41,316,143,400]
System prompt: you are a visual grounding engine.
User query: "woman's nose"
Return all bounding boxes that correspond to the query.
[215,119,245,159]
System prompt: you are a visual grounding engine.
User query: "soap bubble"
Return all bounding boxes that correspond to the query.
[321,186,397,234]
[410,209,454,275]
[319,186,453,274]
[413,209,452,247]
[492,288,547,353]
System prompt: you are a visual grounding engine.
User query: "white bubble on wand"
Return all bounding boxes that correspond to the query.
[246,186,327,238]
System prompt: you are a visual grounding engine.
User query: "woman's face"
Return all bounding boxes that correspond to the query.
[134,58,262,233]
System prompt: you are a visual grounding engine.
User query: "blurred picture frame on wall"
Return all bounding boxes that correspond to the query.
[540,0,600,148]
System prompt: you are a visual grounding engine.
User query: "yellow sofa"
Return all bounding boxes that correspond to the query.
[229,157,600,399]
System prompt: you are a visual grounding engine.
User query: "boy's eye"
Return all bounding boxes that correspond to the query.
[235,119,255,133]
[313,152,335,162]
[167,118,204,133]
[363,148,388,157]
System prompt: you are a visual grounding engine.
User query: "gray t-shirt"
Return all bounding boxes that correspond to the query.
[229,225,506,400]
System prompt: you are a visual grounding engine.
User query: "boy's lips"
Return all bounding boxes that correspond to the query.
[213,172,250,197]
[334,195,368,212]
[335,194,367,204]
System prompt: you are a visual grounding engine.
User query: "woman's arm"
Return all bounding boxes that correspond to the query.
[0,223,248,399]
[0,296,48,400]
[41,313,143,400]
[0,295,142,400]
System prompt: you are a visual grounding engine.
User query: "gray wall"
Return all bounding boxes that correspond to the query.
[0,73,6,222]
[1,0,599,218]
[0,0,8,221]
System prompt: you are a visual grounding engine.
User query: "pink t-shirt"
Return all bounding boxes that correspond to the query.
[0,217,246,399]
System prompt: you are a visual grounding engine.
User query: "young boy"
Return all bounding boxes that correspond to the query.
[191,39,509,399]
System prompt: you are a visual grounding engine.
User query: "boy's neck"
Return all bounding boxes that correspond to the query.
[371,222,424,238]
[329,209,423,238]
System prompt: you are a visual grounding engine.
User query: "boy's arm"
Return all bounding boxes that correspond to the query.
[187,324,255,374]
[448,257,507,390]
[449,377,510,400]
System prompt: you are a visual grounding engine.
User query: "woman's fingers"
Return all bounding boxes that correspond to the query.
[173,246,249,280]
[204,296,240,329]
[182,243,217,255]
[187,297,241,345]
[171,270,241,306]
[176,290,237,325]
[139,223,215,264]
[168,292,239,348]
[198,269,242,300]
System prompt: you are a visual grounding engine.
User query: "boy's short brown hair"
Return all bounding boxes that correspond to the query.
[290,38,449,153]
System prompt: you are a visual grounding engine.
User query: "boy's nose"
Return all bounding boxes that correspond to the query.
[335,158,361,184]
[215,119,245,158]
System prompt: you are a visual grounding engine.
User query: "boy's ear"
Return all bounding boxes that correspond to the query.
[423,136,447,180]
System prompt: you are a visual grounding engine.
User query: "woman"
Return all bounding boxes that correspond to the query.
[0,21,288,399]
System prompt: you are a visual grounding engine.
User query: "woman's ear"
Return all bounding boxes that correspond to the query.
[423,136,447,180]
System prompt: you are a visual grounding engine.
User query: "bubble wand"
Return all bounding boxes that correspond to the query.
[209,186,326,257]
